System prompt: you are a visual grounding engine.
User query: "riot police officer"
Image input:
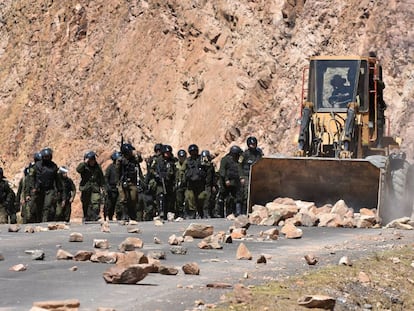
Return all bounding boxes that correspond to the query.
[240,136,263,214]
[175,149,187,218]
[116,143,144,221]
[32,148,64,222]
[105,151,121,220]
[218,145,243,216]
[77,151,105,221]
[0,168,16,224]
[153,145,176,219]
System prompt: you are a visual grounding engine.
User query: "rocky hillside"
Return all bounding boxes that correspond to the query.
[0,0,413,184]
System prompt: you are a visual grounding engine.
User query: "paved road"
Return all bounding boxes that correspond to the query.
[0,219,413,311]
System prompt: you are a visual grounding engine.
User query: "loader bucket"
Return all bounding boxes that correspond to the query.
[248,157,383,212]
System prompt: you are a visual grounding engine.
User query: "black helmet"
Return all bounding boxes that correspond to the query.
[201,150,210,158]
[230,145,242,155]
[41,147,53,159]
[162,144,173,154]
[154,143,163,153]
[34,152,42,162]
[246,136,258,147]
[111,151,121,161]
[84,151,97,160]
[121,143,135,155]
[177,149,187,158]
[188,144,199,154]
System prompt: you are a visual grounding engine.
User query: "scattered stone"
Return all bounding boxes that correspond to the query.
[182,262,200,275]
[25,249,45,261]
[266,199,299,220]
[90,251,118,264]
[184,235,194,243]
[35,226,48,232]
[281,223,303,239]
[101,221,110,233]
[391,257,401,264]
[236,243,252,260]
[74,250,94,261]
[56,249,73,260]
[256,255,267,264]
[159,265,179,275]
[183,223,214,238]
[153,218,164,226]
[116,251,148,267]
[70,266,78,272]
[103,264,150,284]
[331,199,350,216]
[97,308,116,311]
[119,237,143,251]
[194,299,204,306]
[168,234,183,245]
[48,223,69,230]
[0,253,4,261]
[386,217,413,229]
[148,251,166,260]
[206,282,232,288]
[93,239,110,249]
[230,227,247,239]
[358,271,371,283]
[146,258,161,273]
[24,226,35,233]
[338,256,352,266]
[297,295,336,309]
[69,232,83,242]
[234,214,250,229]
[304,254,318,265]
[153,237,161,244]
[127,226,142,234]
[32,299,80,310]
[198,234,223,249]
[9,264,27,271]
[170,246,188,255]
[226,214,236,221]
[8,224,20,232]
[262,228,279,240]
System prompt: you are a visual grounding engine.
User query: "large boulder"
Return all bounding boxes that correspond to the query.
[103,264,150,284]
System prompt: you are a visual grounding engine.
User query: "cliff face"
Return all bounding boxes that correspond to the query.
[0,0,413,185]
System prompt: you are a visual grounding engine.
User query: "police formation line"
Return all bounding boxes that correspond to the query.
[0,137,263,224]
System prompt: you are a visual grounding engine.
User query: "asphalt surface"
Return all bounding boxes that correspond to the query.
[0,219,413,311]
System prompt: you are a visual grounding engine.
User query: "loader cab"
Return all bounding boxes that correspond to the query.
[308,58,369,113]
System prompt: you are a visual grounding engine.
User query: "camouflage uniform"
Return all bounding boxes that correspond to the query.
[151,146,176,219]
[175,156,187,218]
[31,151,64,222]
[0,169,16,224]
[240,146,263,214]
[116,148,143,221]
[105,159,120,220]
[200,152,217,218]
[218,146,243,216]
[55,168,76,222]
[77,153,105,221]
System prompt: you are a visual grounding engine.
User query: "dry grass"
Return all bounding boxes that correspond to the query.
[217,245,414,311]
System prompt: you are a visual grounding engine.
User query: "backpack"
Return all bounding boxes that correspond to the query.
[186,158,206,182]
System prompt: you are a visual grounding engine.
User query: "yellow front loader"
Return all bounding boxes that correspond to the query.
[249,55,413,224]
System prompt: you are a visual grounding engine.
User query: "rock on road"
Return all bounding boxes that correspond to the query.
[0,219,413,311]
